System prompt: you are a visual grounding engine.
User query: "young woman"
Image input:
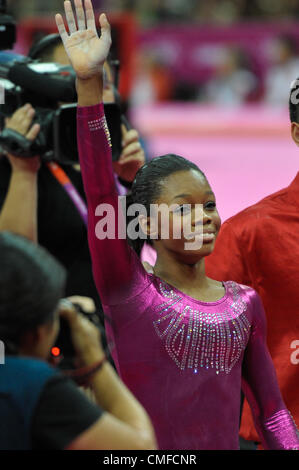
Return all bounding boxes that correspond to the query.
[55,0,299,450]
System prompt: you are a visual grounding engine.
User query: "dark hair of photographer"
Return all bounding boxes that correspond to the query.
[0,231,65,356]
[0,231,156,450]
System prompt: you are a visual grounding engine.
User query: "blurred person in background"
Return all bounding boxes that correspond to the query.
[201,46,258,107]
[264,34,299,107]
[0,231,157,450]
[205,78,299,449]
[130,50,174,107]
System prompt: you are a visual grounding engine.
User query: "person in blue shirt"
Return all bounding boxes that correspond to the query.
[0,231,156,450]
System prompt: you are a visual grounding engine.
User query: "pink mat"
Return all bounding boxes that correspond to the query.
[131,104,299,223]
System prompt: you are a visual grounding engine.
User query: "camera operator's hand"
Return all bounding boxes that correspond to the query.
[55,0,111,80]
[59,299,105,366]
[0,104,41,241]
[4,104,41,173]
[113,126,145,183]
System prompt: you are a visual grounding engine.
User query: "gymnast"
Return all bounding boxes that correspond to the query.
[55,0,299,450]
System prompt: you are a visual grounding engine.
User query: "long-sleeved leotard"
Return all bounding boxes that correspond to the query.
[77,103,299,450]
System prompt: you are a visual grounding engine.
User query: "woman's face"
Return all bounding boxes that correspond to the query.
[151,170,221,262]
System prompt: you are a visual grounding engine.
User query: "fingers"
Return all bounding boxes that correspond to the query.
[120,141,144,160]
[121,127,140,146]
[84,0,97,32]
[26,123,40,142]
[6,104,37,137]
[58,299,78,323]
[99,12,112,48]
[55,13,68,45]
[74,0,86,30]
[64,0,77,34]
[67,295,96,314]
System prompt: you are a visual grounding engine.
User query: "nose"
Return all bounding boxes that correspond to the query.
[191,205,212,227]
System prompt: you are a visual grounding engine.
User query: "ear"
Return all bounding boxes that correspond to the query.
[19,328,40,355]
[291,122,299,146]
[138,214,159,241]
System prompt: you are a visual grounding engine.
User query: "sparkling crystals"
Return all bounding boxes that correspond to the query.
[153,280,251,375]
[88,116,112,147]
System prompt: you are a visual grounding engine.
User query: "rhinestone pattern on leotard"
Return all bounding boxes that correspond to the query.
[153,280,251,375]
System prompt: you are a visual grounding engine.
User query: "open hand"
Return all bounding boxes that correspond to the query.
[55,0,111,80]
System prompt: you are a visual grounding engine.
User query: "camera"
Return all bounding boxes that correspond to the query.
[0,53,123,163]
[51,300,105,372]
[0,1,123,163]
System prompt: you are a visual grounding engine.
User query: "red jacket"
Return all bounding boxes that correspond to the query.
[205,173,299,445]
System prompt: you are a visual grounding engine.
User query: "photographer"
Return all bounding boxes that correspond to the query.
[0,231,157,450]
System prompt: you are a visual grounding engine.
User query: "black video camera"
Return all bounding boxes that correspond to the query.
[0,2,123,164]
[0,52,123,163]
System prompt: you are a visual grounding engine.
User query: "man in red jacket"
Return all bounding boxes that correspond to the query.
[205,80,299,449]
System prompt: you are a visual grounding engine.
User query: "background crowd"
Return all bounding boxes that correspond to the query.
[4,0,299,107]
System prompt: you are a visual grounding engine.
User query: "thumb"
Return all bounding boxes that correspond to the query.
[99,13,112,47]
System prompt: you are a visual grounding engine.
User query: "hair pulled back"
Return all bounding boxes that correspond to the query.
[126,154,206,255]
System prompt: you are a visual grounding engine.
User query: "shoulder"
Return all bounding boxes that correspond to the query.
[224,281,266,327]
[3,357,60,392]
[5,356,57,376]
[224,280,262,311]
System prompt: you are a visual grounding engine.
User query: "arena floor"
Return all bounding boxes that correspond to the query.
[131,103,299,223]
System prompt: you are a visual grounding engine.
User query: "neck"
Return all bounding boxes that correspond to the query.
[153,247,208,290]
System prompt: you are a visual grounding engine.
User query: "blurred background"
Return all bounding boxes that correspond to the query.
[6,0,299,221]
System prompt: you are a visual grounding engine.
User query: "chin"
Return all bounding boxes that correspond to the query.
[174,245,213,265]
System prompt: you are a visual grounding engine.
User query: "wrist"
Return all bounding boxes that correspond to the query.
[11,166,39,177]
[80,346,106,366]
[76,74,103,107]
[64,355,107,387]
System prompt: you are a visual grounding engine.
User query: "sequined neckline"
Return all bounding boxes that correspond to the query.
[149,274,228,306]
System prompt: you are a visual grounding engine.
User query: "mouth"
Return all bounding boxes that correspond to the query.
[184,230,216,243]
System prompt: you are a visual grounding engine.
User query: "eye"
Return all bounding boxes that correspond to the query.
[173,204,191,215]
[204,201,216,210]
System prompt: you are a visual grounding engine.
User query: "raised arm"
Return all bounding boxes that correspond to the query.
[55,0,148,305]
[242,290,299,449]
